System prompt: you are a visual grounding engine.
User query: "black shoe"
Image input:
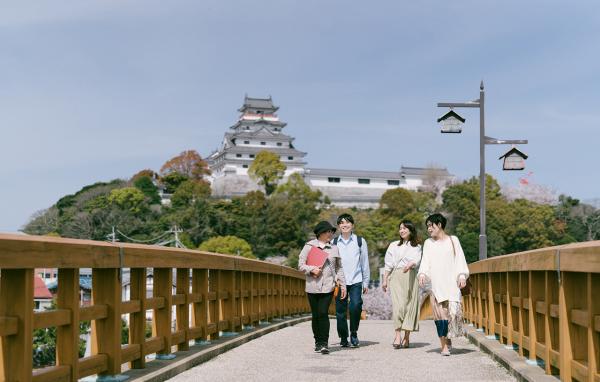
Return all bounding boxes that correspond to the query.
[314,344,322,353]
[350,334,359,348]
[340,339,350,348]
[320,345,330,354]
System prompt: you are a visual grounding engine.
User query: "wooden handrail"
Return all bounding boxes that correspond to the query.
[0,234,309,381]
[463,240,600,381]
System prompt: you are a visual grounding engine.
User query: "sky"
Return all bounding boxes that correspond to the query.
[1,1,599,232]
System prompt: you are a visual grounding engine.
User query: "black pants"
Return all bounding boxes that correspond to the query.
[307,292,333,346]
[335,282,363,340]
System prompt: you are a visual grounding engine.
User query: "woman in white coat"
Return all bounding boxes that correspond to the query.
[418,213,469,356]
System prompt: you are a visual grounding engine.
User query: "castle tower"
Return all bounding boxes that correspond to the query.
[207,96,307,196]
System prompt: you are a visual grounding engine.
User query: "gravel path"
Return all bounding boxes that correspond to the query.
[167,320,515,382]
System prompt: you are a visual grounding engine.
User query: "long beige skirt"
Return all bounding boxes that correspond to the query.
[390,268,420,331]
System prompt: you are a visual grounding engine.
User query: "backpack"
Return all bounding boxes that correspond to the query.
[333,235,363,248]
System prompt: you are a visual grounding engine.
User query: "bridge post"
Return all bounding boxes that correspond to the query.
[558,272,572,381]
[56,268,80,381]
[0,268,34,382]
[233,270,243,332]
[209,270,220,340]
[176,268,190,351]
[91,268,124,378]
[129,268,147,368]
[153,268,174,359]
[517,272,525,357]
[191,269,209,343]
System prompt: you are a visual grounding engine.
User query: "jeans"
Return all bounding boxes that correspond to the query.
[307,292,333,346]
[335,282,363,340]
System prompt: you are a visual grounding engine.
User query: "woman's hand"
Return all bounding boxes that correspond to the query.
[310,267,322,277]
[418,274,426,287]
[402,261,415,273]
[381,280,388,292]
[457,276,466,289]
[340,287,347,300]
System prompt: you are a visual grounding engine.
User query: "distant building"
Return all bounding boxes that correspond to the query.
[34,276,53,311]
[206,96,454,207]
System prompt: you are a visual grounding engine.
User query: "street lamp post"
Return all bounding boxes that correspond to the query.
[437,81,528,261]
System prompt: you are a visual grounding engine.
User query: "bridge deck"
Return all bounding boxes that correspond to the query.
[168,320,516,382]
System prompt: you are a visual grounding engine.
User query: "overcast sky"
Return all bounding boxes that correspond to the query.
[1,1,599,232]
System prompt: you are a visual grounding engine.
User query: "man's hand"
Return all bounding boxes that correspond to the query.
[310,267,322,277]
[458,276,466,289]
[362,286,368,294]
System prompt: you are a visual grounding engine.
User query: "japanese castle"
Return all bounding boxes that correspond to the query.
[206,96,453,207]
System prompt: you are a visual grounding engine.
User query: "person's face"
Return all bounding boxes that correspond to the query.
[399,224,411,241]
[338,219,353,234]
[318,230,334,242]
[426,222,444,238]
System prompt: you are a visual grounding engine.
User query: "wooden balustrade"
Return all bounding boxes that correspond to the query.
[0,234,309,382]
[463,241,600,382]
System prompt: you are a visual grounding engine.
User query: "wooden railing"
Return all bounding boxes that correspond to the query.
[463,241,600,382]
[0,234,309,382]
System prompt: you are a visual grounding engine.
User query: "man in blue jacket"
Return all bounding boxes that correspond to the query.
[334,213,370,347]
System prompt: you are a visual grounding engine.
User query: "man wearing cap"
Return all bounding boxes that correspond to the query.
[334,213,370,348]
[298,221,347,354]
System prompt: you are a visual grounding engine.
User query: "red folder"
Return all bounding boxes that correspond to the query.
[306,246,329,267]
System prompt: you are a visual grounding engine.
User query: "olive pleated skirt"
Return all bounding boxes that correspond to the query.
[390,268,420,331]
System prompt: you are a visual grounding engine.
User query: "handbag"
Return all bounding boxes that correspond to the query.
[449,236,471,296]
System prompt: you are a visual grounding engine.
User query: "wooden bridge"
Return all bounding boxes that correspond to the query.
[0,234,598,381]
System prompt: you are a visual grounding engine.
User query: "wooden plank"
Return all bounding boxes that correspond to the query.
[0,269,34,382]
[535,301,546,315]
[146,297,165,310]
[153,268,174,357]
[559,272,573,381]
[176,268,190,351]
[0,317,18,336]
[129,268,147,369]
[120,344,141,364]
[571,359,589,382]
[121,300,141,315]
[191,269,208,343]
[571,309,589,328]
[144,336,164,355]
[34,309,71,330]
[511,296,521,308]
[32,365,70,382]
[209,270,220,341]
[79,305,108,322]
[171,329,186,345]
[188,293,202,304]
[77,354,108,379]
[56,268,80,382]
[91,268,122,376]
[207,292,217,301]
[187,326,203,339]
[595,315,600,332]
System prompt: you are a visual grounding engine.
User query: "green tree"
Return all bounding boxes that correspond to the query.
[170,180,211,207]
[248,151,286,195]
[108,187,147,214]
[133,175,161,204]
[199,235,255,258]
[160,172,189,194]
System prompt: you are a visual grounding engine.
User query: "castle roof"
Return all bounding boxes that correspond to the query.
[238,96,279,112]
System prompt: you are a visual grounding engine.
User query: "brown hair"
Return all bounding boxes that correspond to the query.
[397,220,421,247]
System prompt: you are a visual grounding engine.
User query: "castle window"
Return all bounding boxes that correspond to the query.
[245,126,250,130]
[358,178,370,184]
[277,142,283,146]
[244,140,250,144]
[328,177,340,183]
[387,180,400,186]
[243,164,248,168]
[236,154,242,158]
[250,154,255,158]
[260,142,266,145]
[288,156,293,160]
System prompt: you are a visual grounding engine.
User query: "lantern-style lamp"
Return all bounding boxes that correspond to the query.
[437,110,466,133]
[499,146,528,170]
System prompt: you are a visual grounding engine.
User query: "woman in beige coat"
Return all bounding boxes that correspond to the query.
[418,213,469,356]
[298,221,347,354]
[382,220,422,349]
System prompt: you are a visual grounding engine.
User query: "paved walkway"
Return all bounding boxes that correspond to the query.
[168,320,515,382]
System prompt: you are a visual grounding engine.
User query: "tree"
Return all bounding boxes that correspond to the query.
[248,151,286,195]
[133,176,161,204]
[379,188,415,217]
[170,180,211,207]
[160,172,189,194]
[160,150,211,180]
[22,207,59,235]
[130,169,157,183]
[108,187,147,214]
[198,236,255,259]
